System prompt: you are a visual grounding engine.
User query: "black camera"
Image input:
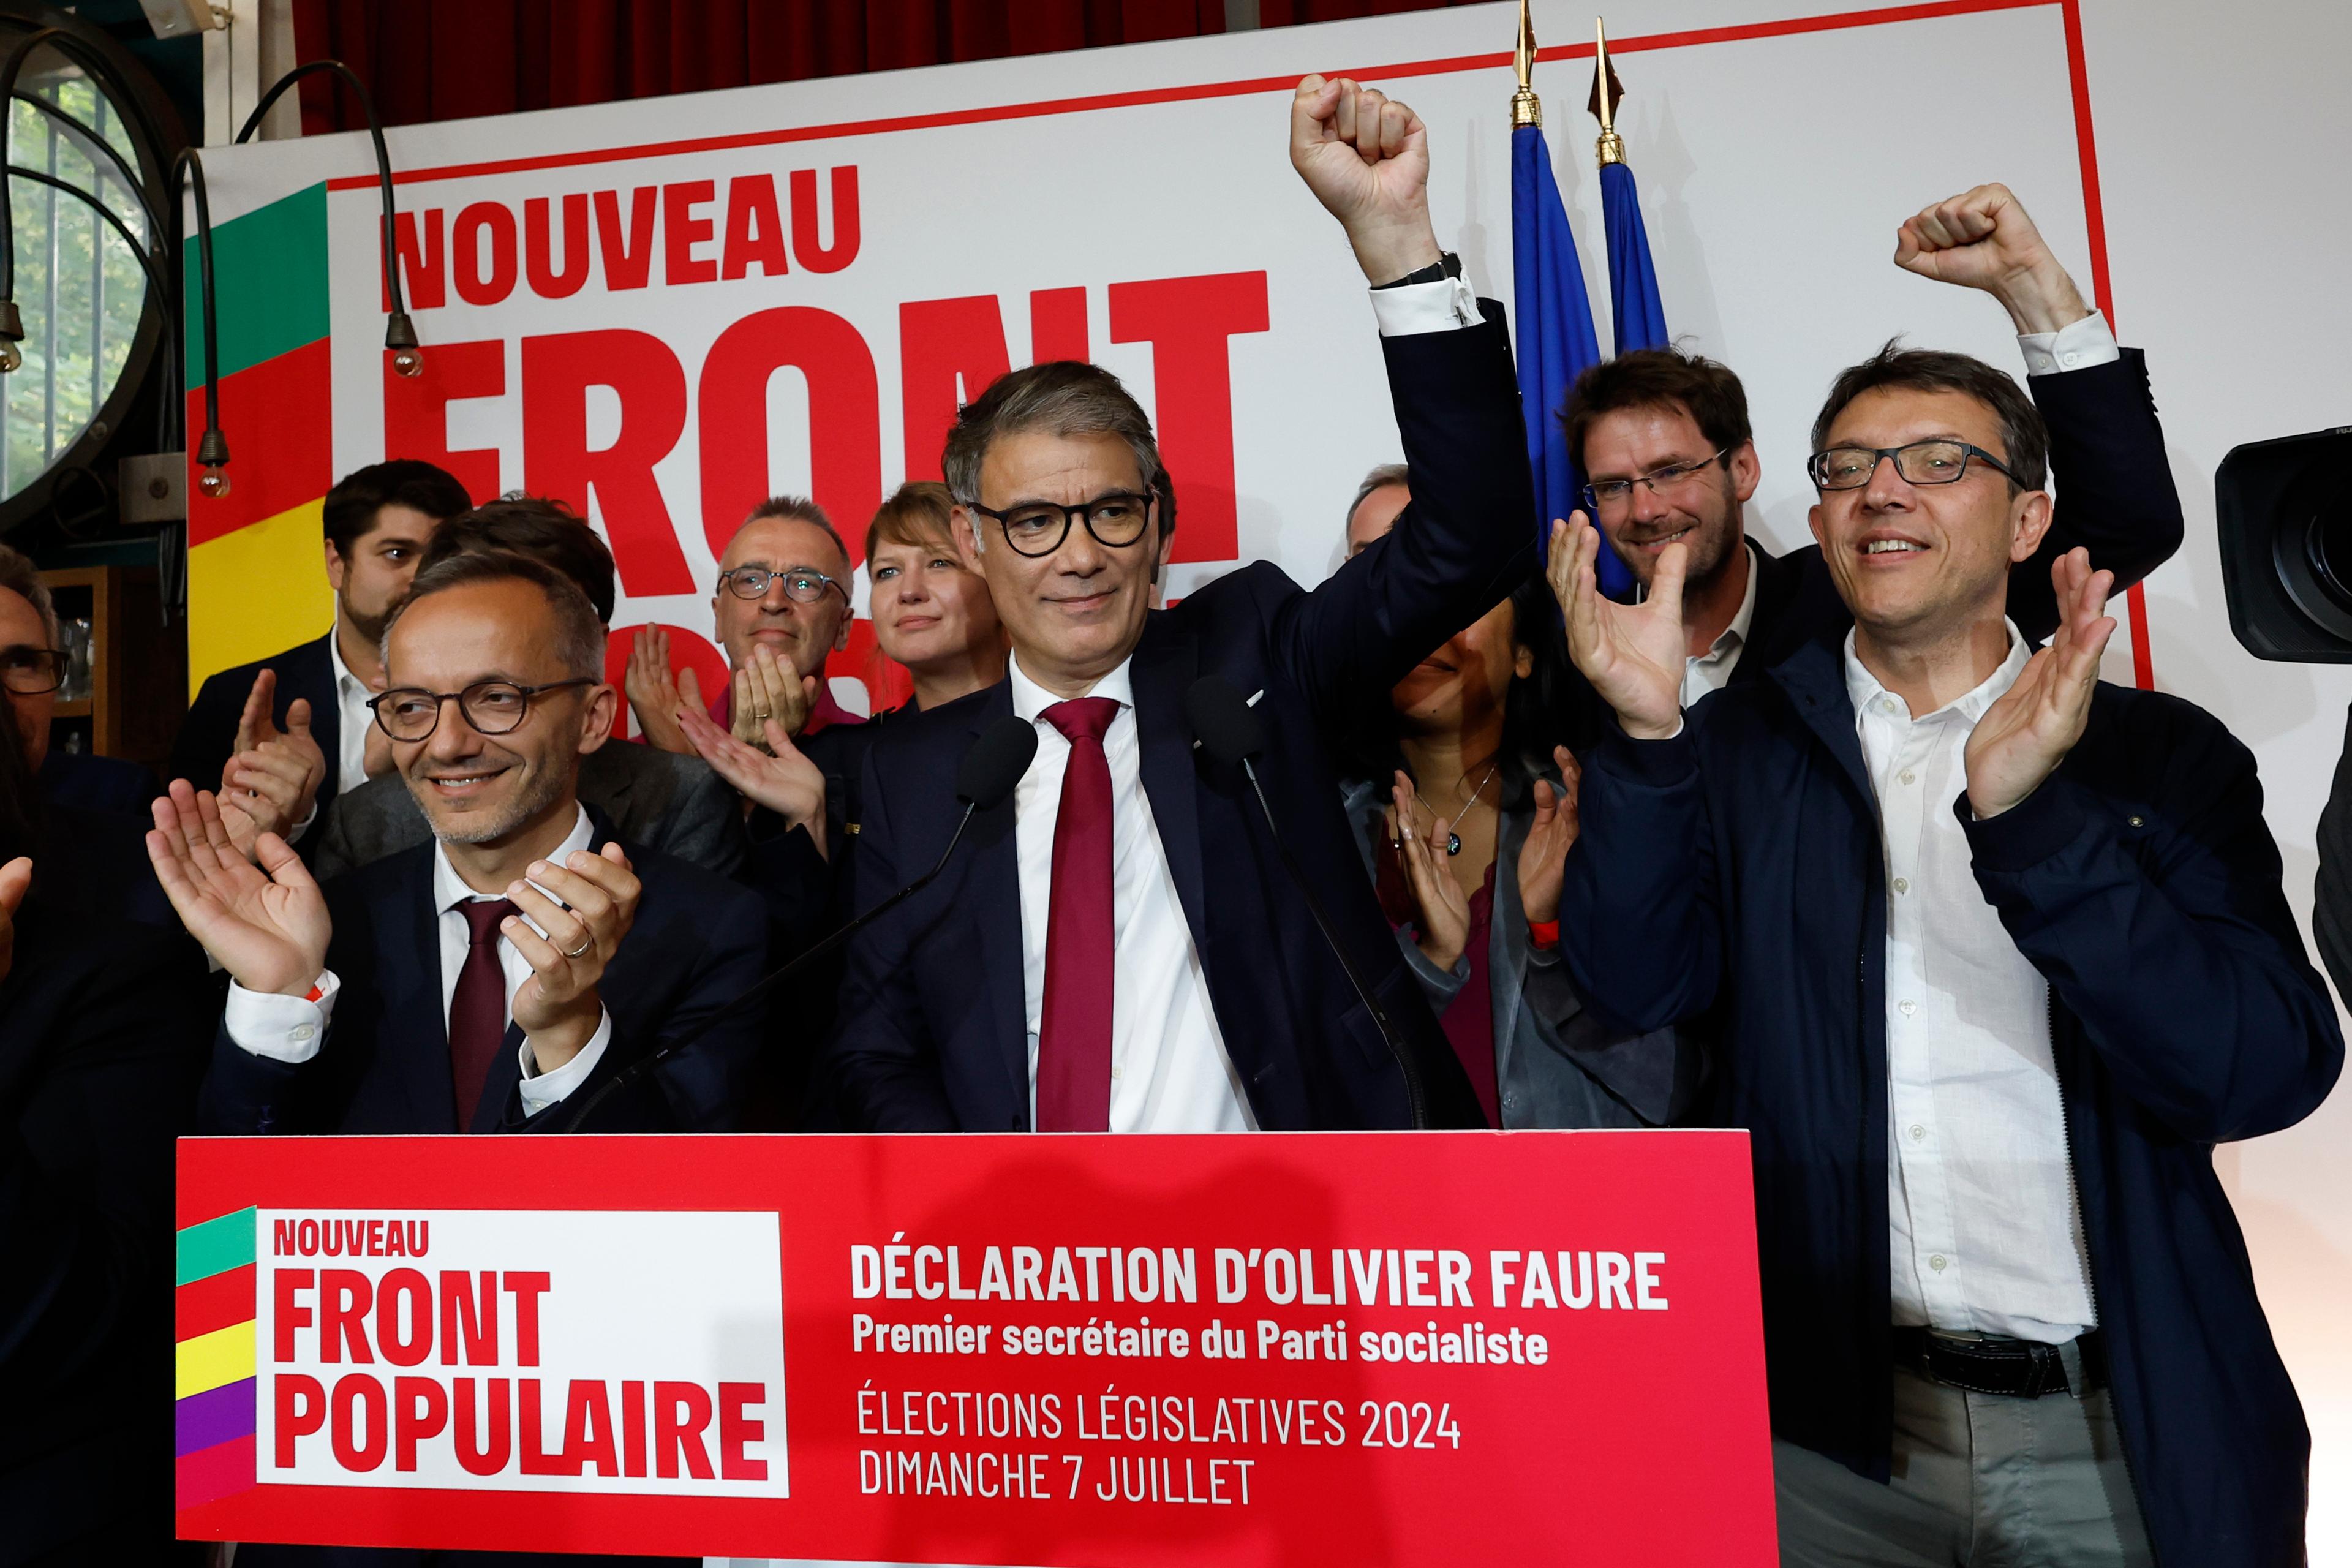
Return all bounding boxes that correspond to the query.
[2218,427,2352,661]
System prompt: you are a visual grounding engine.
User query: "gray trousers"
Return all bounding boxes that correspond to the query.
[1774,1366,2154,1567]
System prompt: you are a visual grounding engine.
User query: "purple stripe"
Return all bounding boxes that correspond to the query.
[175,1376,256,1456]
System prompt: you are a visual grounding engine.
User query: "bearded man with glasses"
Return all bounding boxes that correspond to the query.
[149,552,768,1168]
[1561,182,2182,716]
[822,76,1526,1135]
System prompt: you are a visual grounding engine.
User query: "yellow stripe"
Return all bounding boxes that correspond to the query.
[187,497,333,698]
[175,1319,255,1399]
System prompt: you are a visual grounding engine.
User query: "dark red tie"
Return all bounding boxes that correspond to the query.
[449,897,517,1128]
[1036,697,1120,1131]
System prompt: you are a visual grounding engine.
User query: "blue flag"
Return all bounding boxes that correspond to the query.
[1512,123,1628,597]
[1599,159,1669,356]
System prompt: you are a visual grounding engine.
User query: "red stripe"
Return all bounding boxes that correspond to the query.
[174,1432,255,1512]
[187,336,335,548]
[321,0,2060,192]
[175,1263,255,1343]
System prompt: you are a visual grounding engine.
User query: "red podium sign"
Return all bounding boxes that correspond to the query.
[174,1131,1776,1563]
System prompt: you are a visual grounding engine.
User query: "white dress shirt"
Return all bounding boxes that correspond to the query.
[323,624,376,799]
[1679,538,1761,709]
[1675,313,2119,706]
[1845,625,2097,1343]
[222,805,614,1117]
[1008,655,1257,1133]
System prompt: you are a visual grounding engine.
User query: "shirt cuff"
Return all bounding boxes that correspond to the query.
[1369,275,1480,336]
[517,1008,613,1116]
[2018,309,2119,376]
[222,972,340,1063]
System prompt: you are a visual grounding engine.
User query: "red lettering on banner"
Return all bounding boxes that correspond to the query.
[593,187,658,290]
[331,1373,388,1472]
[274,1373,325,1468]
[1030,285,1090,363]
[453,1377,511,1476]
[393,1375,449,1472]
[718,1382,768,1481]
[321,1270,374,1364]
[790,167,859,273]
[383,338,504,504]
[899,296,1009,485]
[274,1267,314,1362]
[697,307,880,566]
[525,194,590,299]
[620,1378,649,1478]
[721,174,790,281]
[386,208,445,311]
[663,181,718,285]
[1109,271,1270,564]
[521,330,694,595]
[453,203,518,306]
[505,1271,551,1368]
[564,1379,622,1476]
[375,1269,432,1366]
[655,1381,717,1480]
[516,1377,571,1476]
[439,1269,499,1366]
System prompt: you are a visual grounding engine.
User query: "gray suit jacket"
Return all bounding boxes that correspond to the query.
[1341,758,1700,1128]
[307,741,748,883]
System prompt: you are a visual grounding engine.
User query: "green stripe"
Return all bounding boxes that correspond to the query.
[176,1207,257,1286]
[185,181,328,388]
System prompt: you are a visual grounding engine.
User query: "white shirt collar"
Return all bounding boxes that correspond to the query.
[1701,538,1762,666]
[1009,650,1136,724]
[1842,619,2031,726]
[325,620,367,697]
[432,803,595,916]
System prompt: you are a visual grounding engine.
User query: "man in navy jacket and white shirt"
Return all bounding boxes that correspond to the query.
[825,75,1517,1133]
[1550,345,2341,1565]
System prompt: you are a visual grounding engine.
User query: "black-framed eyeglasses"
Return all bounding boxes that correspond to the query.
[1580,448,1733,512]
[970,490,1155,558]
[718,565,852,606]
[1807,439,2021,492]
[368,679,596,742]
[0,645,69,696]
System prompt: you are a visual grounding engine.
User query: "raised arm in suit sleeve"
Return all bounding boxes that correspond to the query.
[823,750,959,1131]
[1267,305,1537,717]
[2312,704,2352,1004]
[2007,344,2184,641]
[1964,699,2344,1144]
[1555,725,1727,1035]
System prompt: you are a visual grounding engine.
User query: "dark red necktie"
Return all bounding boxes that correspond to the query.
[1036,696,1120,1131]
[449,897,517,1128]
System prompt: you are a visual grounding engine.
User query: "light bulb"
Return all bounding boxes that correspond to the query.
[0,340,18,374]
[391,345,423,379]
[197,464,231,500]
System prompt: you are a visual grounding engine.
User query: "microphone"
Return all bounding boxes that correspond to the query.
[1183,676,1428,1130]
[556,716,1038,1131]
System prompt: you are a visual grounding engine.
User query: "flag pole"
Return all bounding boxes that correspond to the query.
[1512,0,1541,127]
[1592,17,1624,165]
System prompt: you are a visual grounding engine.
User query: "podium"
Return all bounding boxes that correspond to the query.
[174,1130,1777,1564]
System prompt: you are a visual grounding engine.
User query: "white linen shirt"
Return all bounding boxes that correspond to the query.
[1845,624,2097,1343]
[221,804,614,1117]
[1679,538,1760,709]
[323,625,375,801]
[1008,655,1257,1133]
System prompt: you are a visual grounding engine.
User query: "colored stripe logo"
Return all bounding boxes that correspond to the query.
[175,1207,258,1511]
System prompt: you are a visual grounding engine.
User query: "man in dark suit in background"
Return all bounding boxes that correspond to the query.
[1562,183,2180,715]
[167,459,473,837]
[306,496,745,882]
[150,553,767,1165]
[825,75,1520,1134]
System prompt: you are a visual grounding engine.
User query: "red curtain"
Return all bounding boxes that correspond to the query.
[291,0,1469,130]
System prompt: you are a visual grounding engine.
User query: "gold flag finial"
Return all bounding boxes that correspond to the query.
[1510,0,1541,128]
[1589,17,1626,165]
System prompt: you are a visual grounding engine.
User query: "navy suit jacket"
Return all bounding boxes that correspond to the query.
[827,310,1529,1133]
[1558,638,2341,1567]
[168,631,341,802]
[198,810,769,1136]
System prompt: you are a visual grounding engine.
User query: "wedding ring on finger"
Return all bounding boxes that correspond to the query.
[562,935,593,958]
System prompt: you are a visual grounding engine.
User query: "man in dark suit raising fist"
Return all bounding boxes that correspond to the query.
[825,76,1527,1134]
